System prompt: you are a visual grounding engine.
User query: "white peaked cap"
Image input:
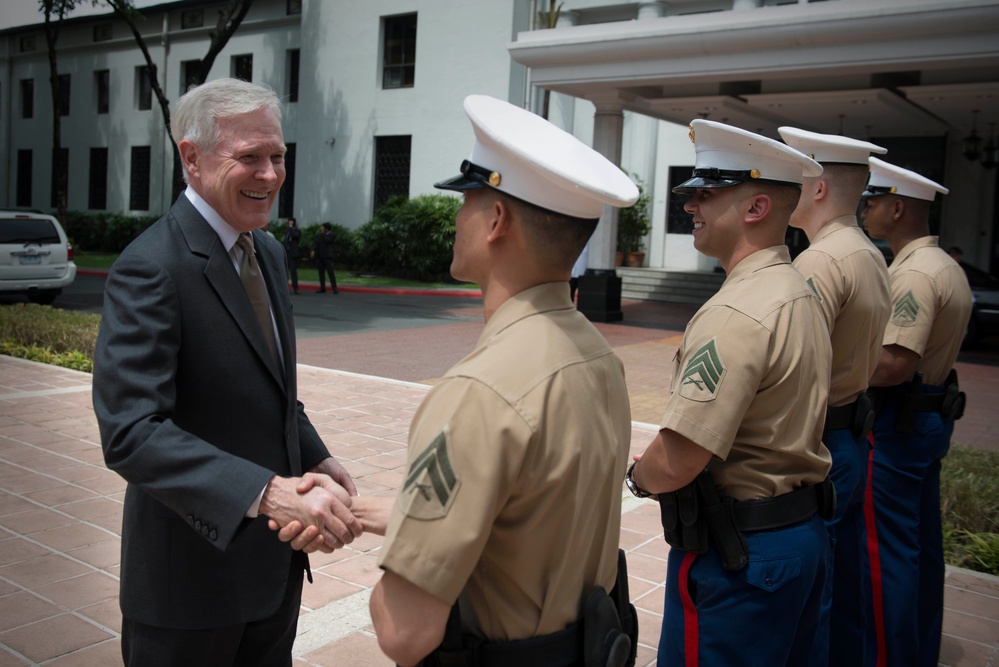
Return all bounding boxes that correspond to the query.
[778,126,887,165]
[674,119,822,194]
[864,157,949,201]
[434,95,639,219]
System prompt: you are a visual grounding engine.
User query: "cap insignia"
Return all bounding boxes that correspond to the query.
[688,124,695,143]
[750,169,761,179]
[488,172,502,187]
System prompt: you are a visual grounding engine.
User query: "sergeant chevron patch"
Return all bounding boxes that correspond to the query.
[679,338,725,401]
[892,290,920,326]
[806,276,823,301]
[400,429,461,520]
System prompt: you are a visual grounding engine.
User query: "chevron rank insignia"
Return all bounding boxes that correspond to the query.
[400,429,461,520]
[892,290,920,326]
[805,276,823,302]
[679,338,726,401]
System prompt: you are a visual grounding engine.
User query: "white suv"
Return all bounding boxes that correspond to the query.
[0,211,77,305]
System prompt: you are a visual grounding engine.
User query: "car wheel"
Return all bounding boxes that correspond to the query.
[27,290,58,306]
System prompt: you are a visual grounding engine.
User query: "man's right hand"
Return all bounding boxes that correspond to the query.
[259,474,362,553]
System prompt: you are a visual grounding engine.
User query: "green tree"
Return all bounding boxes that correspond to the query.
[39,0,86,225]
[102,0,255,197]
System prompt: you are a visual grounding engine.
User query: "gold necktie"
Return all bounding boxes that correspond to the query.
[235,233,279,363]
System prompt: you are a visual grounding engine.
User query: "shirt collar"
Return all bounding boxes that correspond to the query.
[893,235,939,267]
[725,245,791,283]
[184,186,242,252]
[478,282,574,346]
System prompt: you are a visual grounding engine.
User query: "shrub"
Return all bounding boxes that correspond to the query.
[0,304,101,373]
[617,174,651,254]
[353,194,460,282]
[63,211,158,253]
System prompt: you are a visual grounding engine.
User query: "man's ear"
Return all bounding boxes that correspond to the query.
[178,140,199,180]
[891,197,905,221]
[813,179,829,201]
[485,197,512,242]
[744,193,772,224]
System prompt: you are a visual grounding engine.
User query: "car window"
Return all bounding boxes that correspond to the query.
[0,218,61,245]
[961,262,999,289]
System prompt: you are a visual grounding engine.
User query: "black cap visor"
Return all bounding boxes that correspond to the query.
[434,160,500,192]
[862,185,896,199]
[673,168,801,195]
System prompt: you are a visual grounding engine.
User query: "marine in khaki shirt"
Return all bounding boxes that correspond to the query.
[880,236,972,385]
[381,282,631,640]
[778,127,892,667]
[660,246,832,500]
[792,216,890,405]
[862,158,972,667]
[343,95,639,666]
[628,119,833,667]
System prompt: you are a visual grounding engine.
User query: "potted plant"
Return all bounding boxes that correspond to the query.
[617,175,651,267]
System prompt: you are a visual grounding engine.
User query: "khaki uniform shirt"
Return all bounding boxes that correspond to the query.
[793,216,891,406]
[661,247,832,501]
[883,236,973,386]
[379,282,632,641]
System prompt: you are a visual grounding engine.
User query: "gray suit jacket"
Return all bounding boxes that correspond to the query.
[93,195,330,629]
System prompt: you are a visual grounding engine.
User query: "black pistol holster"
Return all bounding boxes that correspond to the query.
[658,470,833,572]
[414,549,638,667]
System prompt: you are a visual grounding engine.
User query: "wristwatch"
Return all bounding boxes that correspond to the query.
[625,461,654,499]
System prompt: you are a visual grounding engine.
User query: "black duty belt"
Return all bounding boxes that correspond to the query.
[874,390,945,413]
[826,401,858,430]
[825,392,876,438]
[731,483,829,533]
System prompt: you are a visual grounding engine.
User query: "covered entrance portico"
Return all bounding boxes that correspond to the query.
[508,0,999,321]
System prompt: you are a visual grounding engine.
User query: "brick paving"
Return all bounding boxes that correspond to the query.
[0,294,997,665]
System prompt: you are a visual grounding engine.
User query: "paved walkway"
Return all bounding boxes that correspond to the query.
[0,294,997,665]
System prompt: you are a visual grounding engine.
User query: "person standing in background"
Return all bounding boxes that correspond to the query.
[283,217,301,294]
[313,222,338,294]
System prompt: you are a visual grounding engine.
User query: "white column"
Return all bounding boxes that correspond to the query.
[590,103,626,271]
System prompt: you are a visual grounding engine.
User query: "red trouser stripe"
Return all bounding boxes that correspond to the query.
[864,433,887,667]
[679,551,699,667]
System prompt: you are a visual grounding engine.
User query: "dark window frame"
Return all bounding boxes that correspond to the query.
[96,69,110,114]
[16,150,33,207]
[21,79,34,119]
[137,65,153,111]
[287,49,300,103]
[89,147,109,210]
[57,74,71,116]
[382,14,417,89]
[130,145,152,211]
[51,147,69,208]
[232,54,253,82]
[373,135,411,210]
[278,143,297,219]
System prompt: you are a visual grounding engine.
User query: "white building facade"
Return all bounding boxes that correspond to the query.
[2,0,997,286]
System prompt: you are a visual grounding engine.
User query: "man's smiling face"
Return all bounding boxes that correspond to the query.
[186,107,286,232]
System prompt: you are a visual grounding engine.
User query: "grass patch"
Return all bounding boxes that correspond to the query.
[0,304,100,373]
[942,444,999,575]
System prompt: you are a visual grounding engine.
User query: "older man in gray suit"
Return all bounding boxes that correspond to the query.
[93,78,361,667]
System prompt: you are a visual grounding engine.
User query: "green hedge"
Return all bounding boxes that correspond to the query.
[62,194,461,282]
[63,211,158,253]
[353,194,460,282]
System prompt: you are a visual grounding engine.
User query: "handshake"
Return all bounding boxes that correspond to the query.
[259,456,393,554]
